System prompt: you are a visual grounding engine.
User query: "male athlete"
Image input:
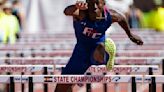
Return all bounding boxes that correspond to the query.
[55,0,143,92]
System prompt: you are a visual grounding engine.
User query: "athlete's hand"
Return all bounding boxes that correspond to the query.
[76,1,88,10]
[129,33,144,45]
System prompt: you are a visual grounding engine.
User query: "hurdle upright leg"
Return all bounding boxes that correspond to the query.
[150,77,156,92]
[21,72,25,92]
[28,77,33,92]
[9,77,15,92]
[86,72,91,92]
[162,59,164,92]
[131,77,136,92]
[43,67,48,92]
[6,72,11,92]
[103,72,107,92]
[149,68,153,92]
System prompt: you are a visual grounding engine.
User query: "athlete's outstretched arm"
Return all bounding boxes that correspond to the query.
[64,1,88,20]
[64,5,78,16]
[109,9,143,45]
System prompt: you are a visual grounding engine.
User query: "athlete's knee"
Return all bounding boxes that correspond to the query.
[93,44,105,64]
[93,39,116,64]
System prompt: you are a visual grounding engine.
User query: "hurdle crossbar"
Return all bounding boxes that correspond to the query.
[0,65,54,72]
[144,75,164,83]
[0,64,158,73]
[56,65,159,73]
[1,75,164,83]
[0,75,143,83]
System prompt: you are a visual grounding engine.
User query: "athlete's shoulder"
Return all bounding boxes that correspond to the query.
[104,7,126,23]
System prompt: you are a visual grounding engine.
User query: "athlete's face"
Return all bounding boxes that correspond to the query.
[95,0,105,11]
[87,0,105,21]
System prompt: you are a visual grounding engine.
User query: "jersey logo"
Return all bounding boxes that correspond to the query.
[83,27,102,39]
[81,22,86,26]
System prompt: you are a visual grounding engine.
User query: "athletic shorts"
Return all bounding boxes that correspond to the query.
[61,38,116,75]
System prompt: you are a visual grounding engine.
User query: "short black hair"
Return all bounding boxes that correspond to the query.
[86,0,99,4]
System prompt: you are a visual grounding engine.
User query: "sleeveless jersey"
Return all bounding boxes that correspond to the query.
[73,9,112,45]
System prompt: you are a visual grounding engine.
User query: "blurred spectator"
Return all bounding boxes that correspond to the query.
[154,6,164,31]
[3,2,20,44]
[12,0,26,31]
[133,0,164,31]
[0,0,8,43]
[127,4,143,28]
[134,0,156,12]
[153,0,164,31]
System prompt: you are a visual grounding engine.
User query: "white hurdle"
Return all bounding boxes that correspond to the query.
[0,75,164,92]
[0,64,160,92]
[0,57,163,92]
[55,65,159,74]
[0,64,158,74]
[0,65,54,73]
[0,65,54,92]
[15,75,144,83]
